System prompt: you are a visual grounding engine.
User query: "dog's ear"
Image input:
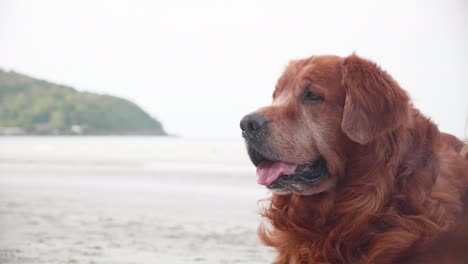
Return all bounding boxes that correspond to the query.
[341,54,410,144]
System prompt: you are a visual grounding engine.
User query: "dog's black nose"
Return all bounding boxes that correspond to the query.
[240,114,267,136]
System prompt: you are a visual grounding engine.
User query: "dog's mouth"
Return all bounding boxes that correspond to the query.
[247,147,328,193]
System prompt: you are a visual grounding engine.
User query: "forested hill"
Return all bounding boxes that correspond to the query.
[0,69,166,135]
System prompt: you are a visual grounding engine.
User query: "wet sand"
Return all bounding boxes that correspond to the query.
[0,163,275,264]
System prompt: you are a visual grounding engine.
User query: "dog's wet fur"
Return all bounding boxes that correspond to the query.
[241,54,468,263]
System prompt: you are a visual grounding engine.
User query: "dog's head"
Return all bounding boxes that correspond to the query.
[240,54,410,195]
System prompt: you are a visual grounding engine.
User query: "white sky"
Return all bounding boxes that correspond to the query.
[1,0,467,139]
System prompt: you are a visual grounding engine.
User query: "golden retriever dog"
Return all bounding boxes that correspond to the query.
[240,54,468,263]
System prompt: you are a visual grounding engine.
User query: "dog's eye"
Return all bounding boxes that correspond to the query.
[303,91,323,103]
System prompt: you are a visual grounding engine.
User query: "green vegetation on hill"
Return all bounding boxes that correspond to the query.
[0,69,166,135]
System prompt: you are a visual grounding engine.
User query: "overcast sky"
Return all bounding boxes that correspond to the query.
[1,0,467,138]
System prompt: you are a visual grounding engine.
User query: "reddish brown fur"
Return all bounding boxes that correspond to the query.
[253,54,468,263]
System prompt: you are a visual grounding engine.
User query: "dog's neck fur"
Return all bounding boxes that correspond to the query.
[260,110,465,264]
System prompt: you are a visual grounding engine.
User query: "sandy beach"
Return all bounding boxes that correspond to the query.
[0,137,275,264]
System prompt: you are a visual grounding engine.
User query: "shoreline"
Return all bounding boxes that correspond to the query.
[0,163,274,264]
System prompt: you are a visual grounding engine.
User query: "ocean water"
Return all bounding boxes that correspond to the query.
[0,137,275,264]
[0,136,251,167]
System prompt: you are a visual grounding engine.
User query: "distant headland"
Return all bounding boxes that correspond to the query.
[0,69,167,136]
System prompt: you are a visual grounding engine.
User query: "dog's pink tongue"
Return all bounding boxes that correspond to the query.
[256,161,297,186]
